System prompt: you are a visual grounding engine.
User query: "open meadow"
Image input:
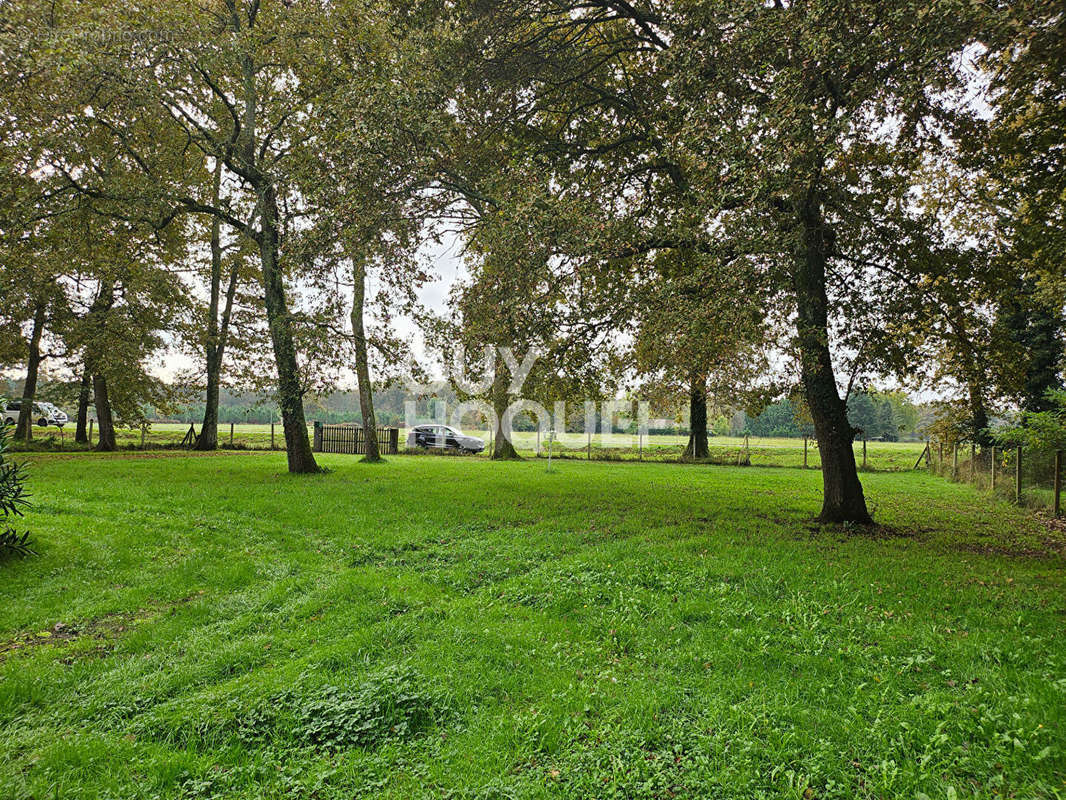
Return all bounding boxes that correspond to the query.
[2,453,1064,799]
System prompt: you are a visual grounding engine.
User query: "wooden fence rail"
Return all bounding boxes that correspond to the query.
[313,423,399,455]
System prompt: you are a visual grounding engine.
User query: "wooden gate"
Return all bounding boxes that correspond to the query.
[313,423,399,455]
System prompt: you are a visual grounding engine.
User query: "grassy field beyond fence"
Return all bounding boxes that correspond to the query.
[15,421,294,452]
[481,431,925,471]
[16,422,927,472]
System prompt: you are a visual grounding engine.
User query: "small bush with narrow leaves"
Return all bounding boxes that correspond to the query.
[0,423,33,557]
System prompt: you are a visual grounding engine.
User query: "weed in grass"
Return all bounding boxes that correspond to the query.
[229,665,443,752]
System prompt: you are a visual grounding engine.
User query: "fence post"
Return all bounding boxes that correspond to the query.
[313,421,323,452]
[89,418,94,445]
[587,430,592,460]
[229,422,234,446]
[271,422,275,450]
[938,440,944,474]
[862,438,867,469]
[925,438,931,468]
[1055,450,1062,517]
[803,436,808,469]
[638,433,643,461]
[1016,445,1022,504]
[991,445,996,491]
[952,443,958,481]
[970,443,976,484]
[140,423,147,450]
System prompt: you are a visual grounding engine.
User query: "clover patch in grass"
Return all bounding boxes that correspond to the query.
[234,665,445,752]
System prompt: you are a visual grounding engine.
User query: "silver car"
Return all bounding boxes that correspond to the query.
[39,402,68,426]
[406,425,485,454]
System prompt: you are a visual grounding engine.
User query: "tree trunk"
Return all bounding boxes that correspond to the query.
[351,260,381,462]
[92,374,117,452]
[257,187,319,474]
[15,302,47,442]
[82,280,116,450]
[75,371,91,443]
[197,356,221,451]
[234,33,317,473]
[196,160,226,452]
[683,373,710,459]
[968,383,993,448]
[794,195,871,524]
[491,367,521,460]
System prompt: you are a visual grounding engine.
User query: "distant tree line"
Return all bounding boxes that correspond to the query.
[4,375,924,443]
[728,391,921,441]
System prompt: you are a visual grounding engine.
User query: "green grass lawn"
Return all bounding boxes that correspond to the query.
[2,454,1064,799]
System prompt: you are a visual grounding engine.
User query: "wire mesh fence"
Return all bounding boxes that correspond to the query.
[929,439,1063,516]
[12,421,929,473]
[454,430,925,471]
[10,421,291,452]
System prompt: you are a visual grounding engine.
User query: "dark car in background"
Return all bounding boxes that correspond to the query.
[406,425,485,454]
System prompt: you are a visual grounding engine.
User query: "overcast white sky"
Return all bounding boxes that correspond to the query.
[150,230,468,386]
[405,232,467,344]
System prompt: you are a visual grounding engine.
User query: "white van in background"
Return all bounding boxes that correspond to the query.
[1,400,67,427]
